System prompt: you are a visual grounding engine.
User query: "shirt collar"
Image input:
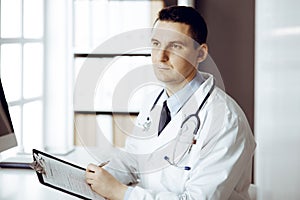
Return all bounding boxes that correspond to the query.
[164,72,204,117]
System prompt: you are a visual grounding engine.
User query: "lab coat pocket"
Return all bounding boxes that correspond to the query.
[161,157,191,193]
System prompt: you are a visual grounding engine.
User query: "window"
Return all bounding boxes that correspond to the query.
[73,0,162,52]
[0,0,45,153]
[1,0,73,155]
[73,0,164,147]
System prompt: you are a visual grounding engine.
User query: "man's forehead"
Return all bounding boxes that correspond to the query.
[151,23,194,43]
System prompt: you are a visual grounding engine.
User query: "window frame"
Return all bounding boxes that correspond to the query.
[0,0,46,153]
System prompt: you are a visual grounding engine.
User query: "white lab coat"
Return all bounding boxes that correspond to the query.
[106,72,256,200]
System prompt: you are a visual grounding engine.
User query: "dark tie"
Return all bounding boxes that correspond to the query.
[158,101,171,136]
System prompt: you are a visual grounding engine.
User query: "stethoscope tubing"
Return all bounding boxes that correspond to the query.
[161,81,215,170]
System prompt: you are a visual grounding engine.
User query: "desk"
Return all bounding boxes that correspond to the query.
[0,147,110,200]
[0,169,77,200]
[1,147,257,200]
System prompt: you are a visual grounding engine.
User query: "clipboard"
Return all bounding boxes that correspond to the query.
[32,149,104,200]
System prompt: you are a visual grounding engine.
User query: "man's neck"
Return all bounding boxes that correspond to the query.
[165,71,197,96]
[165,83,187,96]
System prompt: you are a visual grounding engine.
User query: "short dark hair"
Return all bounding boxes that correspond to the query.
[155,6,208,45]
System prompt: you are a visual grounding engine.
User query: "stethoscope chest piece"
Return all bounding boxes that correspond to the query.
[139,117,152,132]
[138,98,163,132]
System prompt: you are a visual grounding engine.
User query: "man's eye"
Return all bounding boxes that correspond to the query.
[171,43,182,49]
[151,41,160,47]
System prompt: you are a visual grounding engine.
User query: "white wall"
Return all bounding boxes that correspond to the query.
[255,0,300,199]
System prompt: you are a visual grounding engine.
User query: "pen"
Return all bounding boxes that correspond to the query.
[87,161,110,173]
[98,160,110,167]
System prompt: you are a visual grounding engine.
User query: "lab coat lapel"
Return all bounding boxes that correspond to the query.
[135,75,215,172]
[131,73,215,154]
[155,108,183,146]
[131,104,182,154]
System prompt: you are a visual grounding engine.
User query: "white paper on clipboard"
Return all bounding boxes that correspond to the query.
[32,149,104,200]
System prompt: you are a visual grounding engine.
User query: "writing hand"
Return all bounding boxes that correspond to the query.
[85,163,127,200]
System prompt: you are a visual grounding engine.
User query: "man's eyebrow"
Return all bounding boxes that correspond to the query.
[151,38,159,42]
[150,38,187,45]
[169,40,186,45]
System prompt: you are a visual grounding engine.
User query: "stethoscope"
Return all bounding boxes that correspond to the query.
[142,81,215,171]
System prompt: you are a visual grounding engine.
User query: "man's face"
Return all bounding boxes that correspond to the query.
[151,21,206,93]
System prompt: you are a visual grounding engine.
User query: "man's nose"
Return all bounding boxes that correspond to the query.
[157,48,169,62]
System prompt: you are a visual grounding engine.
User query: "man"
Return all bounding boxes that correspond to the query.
[85,6,256,200]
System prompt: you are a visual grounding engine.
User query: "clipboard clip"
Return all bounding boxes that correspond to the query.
[29,153,46,176]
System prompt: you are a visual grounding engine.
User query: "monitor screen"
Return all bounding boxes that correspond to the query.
[0,78,17,153]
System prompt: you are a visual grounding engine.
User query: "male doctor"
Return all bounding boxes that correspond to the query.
[86,6,256,200]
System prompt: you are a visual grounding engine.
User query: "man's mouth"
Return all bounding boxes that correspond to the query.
[156,63,170,70]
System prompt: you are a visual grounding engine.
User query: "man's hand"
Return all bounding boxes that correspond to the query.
[85,163,128,200]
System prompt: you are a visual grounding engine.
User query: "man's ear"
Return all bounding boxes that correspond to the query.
[196,44,208,64]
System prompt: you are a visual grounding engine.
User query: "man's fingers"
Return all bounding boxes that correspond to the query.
[86,163,99,173]
[85,171,96,179]
[86,178,94,185]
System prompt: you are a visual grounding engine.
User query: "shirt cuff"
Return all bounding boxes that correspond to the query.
[123,186,134,200]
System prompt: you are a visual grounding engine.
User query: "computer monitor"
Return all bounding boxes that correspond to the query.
[0,78,17,153]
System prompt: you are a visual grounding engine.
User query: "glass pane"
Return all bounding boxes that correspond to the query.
[23,100,43,152]
[23,43,43,99]
[0,44,22,101]
[74,57,86,80]
[74,0,153,51]
[23,0,44,38]
[0,0,22,38]
[106,1,149,37]
[93,56,154,112]
[8,106,21,145]
[110,1,151,31]
[90,0,108,49]
[74,0,90,51]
